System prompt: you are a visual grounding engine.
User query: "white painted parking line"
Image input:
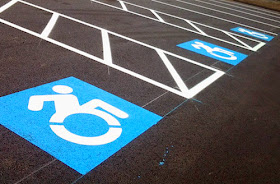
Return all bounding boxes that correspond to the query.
[101,29,113,64]
[119,1,128,11]
[41,12,59,38]
[0,0,18,13]
[174,0,280,28]
[150,10,165,22]
[0,0,225,99]
[213,0,280,16]
[195,0,280,22]
[156,49,189,93]
[184,20,206,36]
[92,0,266,51]
[151,0,278,35]
[222,31,254,49]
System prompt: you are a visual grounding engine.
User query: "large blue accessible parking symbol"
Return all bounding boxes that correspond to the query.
[231,27,274,41]
[177,39,247,65]
[0,77,162,174]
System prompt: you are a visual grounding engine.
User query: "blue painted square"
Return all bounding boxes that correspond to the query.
[0,77,162,174]
[177,39,247,65]
[231,27,274,41]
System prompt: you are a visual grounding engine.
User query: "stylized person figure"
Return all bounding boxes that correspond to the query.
[28,85,129,145]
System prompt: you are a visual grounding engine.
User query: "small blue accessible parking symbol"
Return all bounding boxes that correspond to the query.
[0,77,162,174]
[177,39,248,65]
[231,27,274,41]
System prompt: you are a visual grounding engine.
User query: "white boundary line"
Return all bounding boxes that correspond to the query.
[101,30,113,64]
[0,17,192,98]
[92,0,266,51]
[0,0,19,13]
[174,0,280,28]
[195,0,280,22]
[120,0,272,44]
[185,20,207,35]
[150,10,164,22]
[17,0,223,70]
[188,70,225,96]
[151,0,278,35]
[215,0,280,16]
[222,31,251,49]
[119,1,128,11]
[0,0,225,99]
[156,49,189,93]
[41,13,59,38]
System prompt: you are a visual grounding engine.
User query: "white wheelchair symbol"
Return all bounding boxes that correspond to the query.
[191,41,237,60]
[238,28,268,40]
[28,85,129,146]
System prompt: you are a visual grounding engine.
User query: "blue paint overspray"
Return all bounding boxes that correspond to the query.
[159,145,174,166]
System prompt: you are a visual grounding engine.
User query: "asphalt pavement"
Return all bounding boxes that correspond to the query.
[0,0,279,183]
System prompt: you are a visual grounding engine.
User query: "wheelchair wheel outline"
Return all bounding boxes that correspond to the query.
[50,108,122,145]
[208,50,237,60]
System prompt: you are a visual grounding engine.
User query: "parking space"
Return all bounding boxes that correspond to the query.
[92,0,268,50]
[0,0,279,183]
[160,0,279,28]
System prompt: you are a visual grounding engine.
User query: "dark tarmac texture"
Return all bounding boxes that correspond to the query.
[0,0,279,183]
